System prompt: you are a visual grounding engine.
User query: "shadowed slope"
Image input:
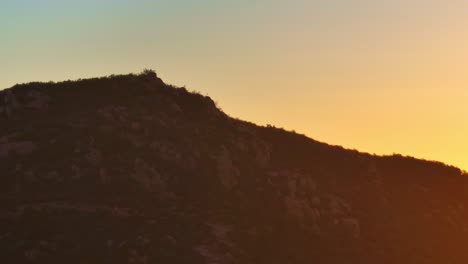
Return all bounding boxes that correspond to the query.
[1,70,467,264]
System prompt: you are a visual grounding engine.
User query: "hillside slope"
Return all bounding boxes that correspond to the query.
[1,71,467,264]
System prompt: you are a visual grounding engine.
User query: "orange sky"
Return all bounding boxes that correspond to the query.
[2,0,467,170]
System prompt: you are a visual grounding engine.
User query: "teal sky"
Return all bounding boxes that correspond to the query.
[2,0,468,170]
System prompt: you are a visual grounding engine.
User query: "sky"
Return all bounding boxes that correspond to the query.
[1,0,467,170]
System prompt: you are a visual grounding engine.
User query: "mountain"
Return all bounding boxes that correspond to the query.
[1,70,467,264]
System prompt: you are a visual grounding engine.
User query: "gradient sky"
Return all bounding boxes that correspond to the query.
[2,0,467,170]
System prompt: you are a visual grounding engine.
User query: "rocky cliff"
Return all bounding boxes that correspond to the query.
[1,70,467,264]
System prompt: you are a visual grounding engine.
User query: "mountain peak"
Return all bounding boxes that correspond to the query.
[1,71,467,263]
[0,70,221,121]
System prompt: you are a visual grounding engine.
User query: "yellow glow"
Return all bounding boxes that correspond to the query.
[2,0,467,170]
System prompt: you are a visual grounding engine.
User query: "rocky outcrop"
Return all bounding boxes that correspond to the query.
[0,141,36,157]
[0,89,49,119]
[150,140,182,162]
[132,158,164,190]
[216,146,240,190]
[252,140,271,167]
[25,90,50,109]
[1,89,19,119]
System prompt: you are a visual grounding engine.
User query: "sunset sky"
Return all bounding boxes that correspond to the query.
[2,0,467,170]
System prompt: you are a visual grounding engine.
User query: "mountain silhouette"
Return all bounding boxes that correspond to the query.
[1,70,467,264]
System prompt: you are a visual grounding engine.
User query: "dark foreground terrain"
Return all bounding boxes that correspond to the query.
[1,71,467,263]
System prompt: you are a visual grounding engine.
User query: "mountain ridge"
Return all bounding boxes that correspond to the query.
[2,70,462,173]
[1,70,467,263]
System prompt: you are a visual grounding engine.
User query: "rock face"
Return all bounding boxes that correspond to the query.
[0,88,49,119]
[0,141,36,157]
[2,89,19,118]
[216,146,239,190]
[1,71,467,264]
